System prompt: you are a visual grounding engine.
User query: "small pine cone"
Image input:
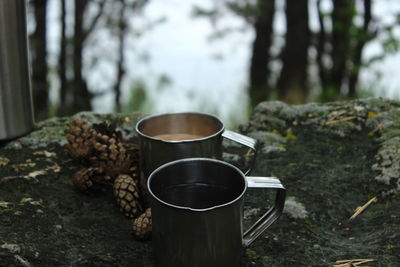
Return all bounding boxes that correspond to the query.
[132,208,152,241]
[114,174,143,218]
[138,170,151,209]
[92,122,122,141]
[66,119,94,160]
[127,164,140,182]
[125,142,140,162]
[125,143,141,182]
[73,167,112,193]
[90,125,132,179]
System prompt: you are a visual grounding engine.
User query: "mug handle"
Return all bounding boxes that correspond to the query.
[242,177,286,247]
[222,130,257,175]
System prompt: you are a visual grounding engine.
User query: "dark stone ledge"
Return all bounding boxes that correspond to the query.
[1,98,399,266]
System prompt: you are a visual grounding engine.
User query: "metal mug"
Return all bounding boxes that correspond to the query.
[148,158,286,267]
[0,0,35,140]
[136,112,257,178]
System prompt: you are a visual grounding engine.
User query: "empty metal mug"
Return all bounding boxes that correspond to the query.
[136,112,257,178]
[148,158,286,267]
[0,0,35,140]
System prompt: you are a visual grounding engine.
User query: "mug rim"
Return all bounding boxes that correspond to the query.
[135,112,225,143]
[147,157,248,212]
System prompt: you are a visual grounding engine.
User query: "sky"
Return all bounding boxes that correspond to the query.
[45,0,400,127]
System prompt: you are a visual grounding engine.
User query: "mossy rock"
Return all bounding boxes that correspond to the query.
[1,99,400,266]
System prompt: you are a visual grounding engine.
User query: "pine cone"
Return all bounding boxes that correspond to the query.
[132,208,152,241]
[138,170,151,209]
[92,121,122,141]
[90,128,132,179]
[125,142,140,166]
[113,174,143,218]
[127,164,140,181]
[66,118,94,161]
[73,167,112,193]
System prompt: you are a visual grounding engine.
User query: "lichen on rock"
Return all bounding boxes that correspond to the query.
[370,108,400,196]
[4,111,142,150]
[1,99,400,266]
[283,197,308,219]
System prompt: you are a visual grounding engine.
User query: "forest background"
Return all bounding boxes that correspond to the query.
[28,0,400,126]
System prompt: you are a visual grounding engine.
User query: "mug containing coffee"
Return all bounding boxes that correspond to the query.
[148,158,286,267]
[135,112,257,178]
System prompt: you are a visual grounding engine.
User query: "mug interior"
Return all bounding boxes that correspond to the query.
[136,113,223,141]
[148,158,246,210]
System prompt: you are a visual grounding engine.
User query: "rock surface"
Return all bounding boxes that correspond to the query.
[1,98,400,266]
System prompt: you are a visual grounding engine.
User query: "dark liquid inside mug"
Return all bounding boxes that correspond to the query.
[148,158,286,267]
[158,183,235,209]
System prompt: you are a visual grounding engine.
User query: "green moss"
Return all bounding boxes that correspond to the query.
[246,248,258,261]
[386,244,395,249]
[261,255,270,262]
[268,129,283,136]
[285,129,297,141]
[367,111,379,120]
[0,206,14,215]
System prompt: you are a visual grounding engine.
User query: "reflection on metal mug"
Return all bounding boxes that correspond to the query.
[148,158,286,267]
[135,112,257,178]
[0,0,35,140]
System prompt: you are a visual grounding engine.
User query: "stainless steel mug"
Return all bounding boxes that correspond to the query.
[136,112,257,178]
[0,0,35,140]
[148,158,286,267]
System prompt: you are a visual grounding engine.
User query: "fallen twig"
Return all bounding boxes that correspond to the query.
[0,201,11,208]
[325,116,357,125]
[349,197,378,220]
[0,170,47,184]
[331,258,376,267]
[0,156,10,166]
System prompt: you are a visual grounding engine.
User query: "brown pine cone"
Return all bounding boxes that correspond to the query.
[72,167,112,193]
[113,174,143,218]
[125,142,140,167]
[90,130,132,179]
[138,170,151,209]
[126,164,140,182]
[92,121,122,141]
[66,118,94,161]
[132,208,152,241]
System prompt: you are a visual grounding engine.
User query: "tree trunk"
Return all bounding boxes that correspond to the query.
[348,0,372,98]
[276,0,309,104]
[326,0,355,99]
[248,0,275,108]
[316,0,328,90]
[58,0,68,115]
[30,0,49,120]
[113,0,127,112]
[73,0,92,112]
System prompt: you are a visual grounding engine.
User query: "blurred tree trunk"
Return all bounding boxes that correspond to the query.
[276,0,309,103]
[72,0,106,113]
[249,0,275,108]
[320,0,355,101]
[30,0,49,120]
[348,0,372,98]
[113,0,127,112]
[330,0,355,95]
[316,0,328,91]
[73,0,91,112]
[58,0,68,115]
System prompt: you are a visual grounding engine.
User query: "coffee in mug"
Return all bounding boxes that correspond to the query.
[136,112,257,178]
